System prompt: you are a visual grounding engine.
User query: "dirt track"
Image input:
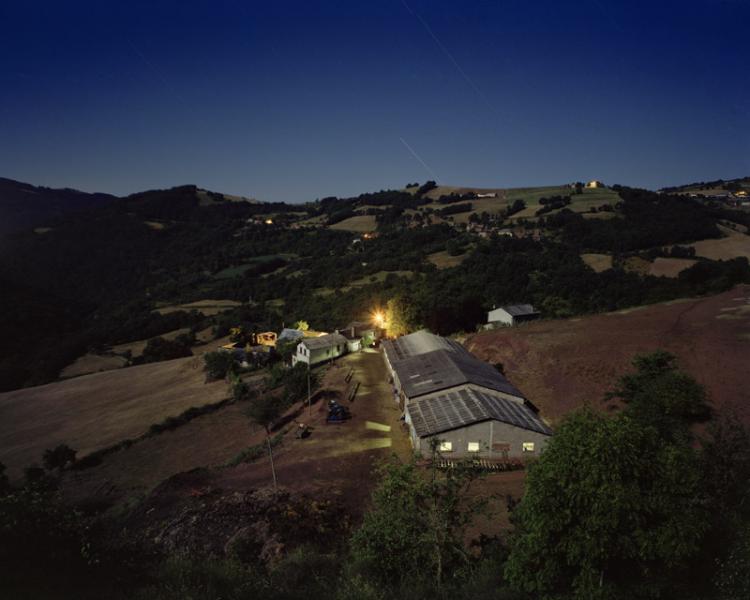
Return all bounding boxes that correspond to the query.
[213,350,411,516]
[466,285,750,425]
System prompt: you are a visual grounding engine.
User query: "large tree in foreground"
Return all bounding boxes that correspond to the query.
[506,352,713,599]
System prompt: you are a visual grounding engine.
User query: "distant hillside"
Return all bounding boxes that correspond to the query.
[660,176,750,194]
[0,177,116,236]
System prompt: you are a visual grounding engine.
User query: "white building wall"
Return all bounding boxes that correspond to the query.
[487,307,513,326]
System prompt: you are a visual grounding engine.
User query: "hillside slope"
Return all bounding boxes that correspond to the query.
[465,284,750,424]
[0,177,116,235]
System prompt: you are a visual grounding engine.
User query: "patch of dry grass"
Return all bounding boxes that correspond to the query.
[427,250,468,269]
[649,257,697,278]
[329,215,378,232]
[0,354,229,478]
[155,299,241,316]
[60,354,128,379]
[691,226,750,261]
[580,253,612,273]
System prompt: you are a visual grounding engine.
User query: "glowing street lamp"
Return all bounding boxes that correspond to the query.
[372,310,385,327]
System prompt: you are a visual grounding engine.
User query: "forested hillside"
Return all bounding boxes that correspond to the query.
[0,178,116,236]
[1,181,749,391]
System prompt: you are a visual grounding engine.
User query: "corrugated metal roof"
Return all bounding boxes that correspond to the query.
[278,328,304,342]
[383,329,466,365]
[301,332,348,350]
[501,304,538,317]
[408,387,552,438]
[396,348,524,400]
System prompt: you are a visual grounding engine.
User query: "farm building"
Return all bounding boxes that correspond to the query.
[487,304,540,327]
[337,321,381,348]
[292,332,349,367]
[406,387,552,458]
[382,329,552,458]
[255,331,277,346]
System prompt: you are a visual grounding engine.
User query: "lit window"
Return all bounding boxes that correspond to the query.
[467,442,480,452]
[522,442,535,452]
[439,441,452,452]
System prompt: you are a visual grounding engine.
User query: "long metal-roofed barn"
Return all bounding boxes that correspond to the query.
[407,387,552,457]
[383,330,524,404]
[382,329,552,458]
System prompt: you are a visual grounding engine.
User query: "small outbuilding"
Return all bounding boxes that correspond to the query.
[292,332,349,367]
[487,304,540,327]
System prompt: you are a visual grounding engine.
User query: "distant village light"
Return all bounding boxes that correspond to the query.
[265,218,273,225]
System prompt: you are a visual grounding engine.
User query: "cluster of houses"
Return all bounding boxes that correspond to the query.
[288,321,379,367]
[382,330,552,459]
[219,321,381,367]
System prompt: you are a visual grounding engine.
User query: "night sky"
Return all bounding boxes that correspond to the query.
[1,0,748,202]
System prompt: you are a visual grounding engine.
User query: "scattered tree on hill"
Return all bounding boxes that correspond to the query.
[293,320,309,331]
[416,180,437,196]
[607,350,711,441]
[505,408,707,599]
[138,335,193,364]
[275,339,299,364]
[385,295,420,337]
[245,394,286,490]
[351,450,484,591]
[506,352,716,599]
[42,444,77,471]
[203,351,236,381]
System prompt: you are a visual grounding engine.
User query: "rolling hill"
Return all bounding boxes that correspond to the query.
[0,177,116,236]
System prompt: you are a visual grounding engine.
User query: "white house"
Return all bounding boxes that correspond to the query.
[487,304,540,327]
[292,333,349,367]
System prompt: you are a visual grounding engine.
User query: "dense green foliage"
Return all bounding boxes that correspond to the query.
[506,352,750,600]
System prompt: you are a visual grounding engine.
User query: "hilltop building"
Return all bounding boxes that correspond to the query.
[487,304,540,327]
[586,180,604,188]
[382,329,551,458]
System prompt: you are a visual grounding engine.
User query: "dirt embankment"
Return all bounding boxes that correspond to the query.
[466,285,750,426]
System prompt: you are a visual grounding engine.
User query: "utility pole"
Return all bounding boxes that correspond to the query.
[266,432,277,490]
[307,364,311,415]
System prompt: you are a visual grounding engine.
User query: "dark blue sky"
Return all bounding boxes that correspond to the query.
[1,1,748,202]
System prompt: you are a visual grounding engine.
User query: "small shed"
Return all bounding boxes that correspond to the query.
[487,304,540,327]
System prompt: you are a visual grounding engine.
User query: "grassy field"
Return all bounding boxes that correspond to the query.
[507,187,620,221]
[62,351,413,522]
[580,253,613,272]
[691,226,750,261]
[427,250,469,269]
[0,354,229,478]
[60,354,128,379]
[649,257,697,278]
[329,214,378,232]
[315,270,414,296]
[155,299,241,316]
[213,254,298,279]
[110,327,193,357]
